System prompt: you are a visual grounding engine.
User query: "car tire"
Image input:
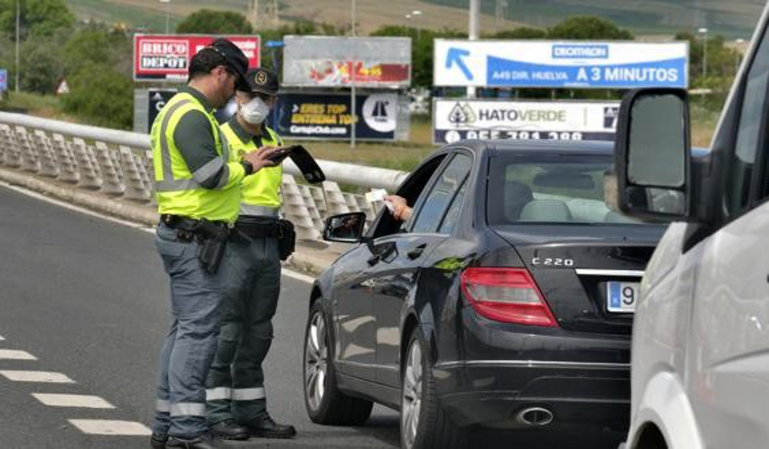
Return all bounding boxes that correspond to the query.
[303,300,373,425]
[401,327,466,449]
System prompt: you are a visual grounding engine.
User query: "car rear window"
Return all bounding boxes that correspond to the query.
[487,153,643,225]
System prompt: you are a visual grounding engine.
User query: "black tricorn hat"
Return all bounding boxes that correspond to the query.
[240,67,280,96]
[209,38,249,90]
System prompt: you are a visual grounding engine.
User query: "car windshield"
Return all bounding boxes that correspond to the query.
[487,153,646,225]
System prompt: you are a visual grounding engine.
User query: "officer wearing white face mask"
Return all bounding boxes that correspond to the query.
[204,68,297,442]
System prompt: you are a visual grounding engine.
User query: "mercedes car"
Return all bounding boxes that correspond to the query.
[302,140,666,449]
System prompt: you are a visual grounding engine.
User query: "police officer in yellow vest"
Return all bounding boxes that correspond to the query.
[149,39,279,449]
[204,68,297,441]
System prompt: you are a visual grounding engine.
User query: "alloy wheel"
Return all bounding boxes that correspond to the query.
[401,337,423,449]
[305,311,328,412]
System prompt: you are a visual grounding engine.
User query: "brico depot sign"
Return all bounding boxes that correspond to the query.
[133,34,260,82]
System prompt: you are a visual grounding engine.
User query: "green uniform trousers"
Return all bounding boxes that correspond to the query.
[205,228,281,425]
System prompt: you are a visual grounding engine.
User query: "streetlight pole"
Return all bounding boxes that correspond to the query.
[468,0,479,98]
[160,0,171,34]
[350,0,357,149]
[412,10,422,42]
[15,0,20,93]
[698,27,708,79]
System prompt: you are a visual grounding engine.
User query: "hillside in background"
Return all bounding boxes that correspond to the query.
[425,0,765,37]
[64,0,764,37]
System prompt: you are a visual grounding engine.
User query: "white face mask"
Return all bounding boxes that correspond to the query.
[240,96,270,125]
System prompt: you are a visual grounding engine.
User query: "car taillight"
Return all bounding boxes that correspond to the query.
[460,267,558,327]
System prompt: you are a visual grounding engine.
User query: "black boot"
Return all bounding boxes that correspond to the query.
[166,431,224,449]
[243,416,296,439]
[209,420,249,440]
[150,433,168,448]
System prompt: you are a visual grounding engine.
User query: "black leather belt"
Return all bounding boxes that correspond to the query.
[160,214,229,231]
[234,216,281,238]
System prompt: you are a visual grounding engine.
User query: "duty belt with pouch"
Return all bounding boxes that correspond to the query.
[234,217,296,261]
[160,214,231,274]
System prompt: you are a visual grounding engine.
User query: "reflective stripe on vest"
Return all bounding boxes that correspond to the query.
[240,204,280,217]
[219,122,283,213]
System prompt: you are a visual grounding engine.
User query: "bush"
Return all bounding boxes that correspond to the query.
[62,63,133,130]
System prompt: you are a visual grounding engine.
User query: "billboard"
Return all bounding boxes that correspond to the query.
[148,89,178,130]
[434,40,689,89]
[274,92,400,140]
[432,98,619,144]
[282,36,411,88]
[133,34,260,82]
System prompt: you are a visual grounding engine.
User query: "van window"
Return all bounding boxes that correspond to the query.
[727,28,769,216]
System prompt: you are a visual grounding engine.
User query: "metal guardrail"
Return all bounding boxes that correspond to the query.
[0,112,409,241]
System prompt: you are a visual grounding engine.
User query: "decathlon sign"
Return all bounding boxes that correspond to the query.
[434,40,689,89]
[133,34,260,82]
[432,99,619,144]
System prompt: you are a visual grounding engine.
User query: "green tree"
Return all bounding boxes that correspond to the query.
[0,0,74,40]
[176,10,253,34]
[19,31,66,94]
[63,26,133,78]
[489,27,547,39]
[62,62,133,129]
[548,16,634,40]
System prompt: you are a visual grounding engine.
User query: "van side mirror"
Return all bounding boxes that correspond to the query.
[323,212,367,243]
[614,89,691,221]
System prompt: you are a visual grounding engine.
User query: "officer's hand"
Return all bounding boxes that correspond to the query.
[243,147,278,171]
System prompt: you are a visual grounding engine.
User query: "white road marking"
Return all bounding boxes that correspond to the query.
[68,420,152,436]
[0,350,37,360]
[0,181,153,231]
[0,370,75,383]
[282,268,315,284]
[32,393,115,409]
[0,334,5,340]
[0,182,319,282]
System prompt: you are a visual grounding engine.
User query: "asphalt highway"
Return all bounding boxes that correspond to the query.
[0,184,622,449]
[0,185,400,449]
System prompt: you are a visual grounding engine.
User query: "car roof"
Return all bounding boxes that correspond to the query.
[444,139,614,157]
[440,139,710,158]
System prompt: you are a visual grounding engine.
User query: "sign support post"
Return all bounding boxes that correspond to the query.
[350,0,357,149]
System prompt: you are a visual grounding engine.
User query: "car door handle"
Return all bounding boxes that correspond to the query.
[407,244,427,260]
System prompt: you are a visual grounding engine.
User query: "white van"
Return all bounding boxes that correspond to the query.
[614,4,769,449]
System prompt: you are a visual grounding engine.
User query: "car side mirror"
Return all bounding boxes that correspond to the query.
[323,212,367,243]
[613,89,691,221]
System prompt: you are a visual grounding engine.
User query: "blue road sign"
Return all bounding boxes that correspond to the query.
[435,40,689,89]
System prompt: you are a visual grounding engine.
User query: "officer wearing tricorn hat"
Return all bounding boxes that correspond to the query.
[149,39,280,449]
[204,67,297,441]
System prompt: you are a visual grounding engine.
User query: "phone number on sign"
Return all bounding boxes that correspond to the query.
[443,130,586,143]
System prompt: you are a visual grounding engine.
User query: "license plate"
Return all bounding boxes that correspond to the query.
[607,282,639,313]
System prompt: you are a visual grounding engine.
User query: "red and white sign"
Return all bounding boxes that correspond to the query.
[133,34,260,82]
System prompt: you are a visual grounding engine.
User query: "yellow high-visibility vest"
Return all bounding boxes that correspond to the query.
[220,121,283,217]
[151,92,245,223]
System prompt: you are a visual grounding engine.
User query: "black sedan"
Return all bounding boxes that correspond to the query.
[302,140,665,449]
